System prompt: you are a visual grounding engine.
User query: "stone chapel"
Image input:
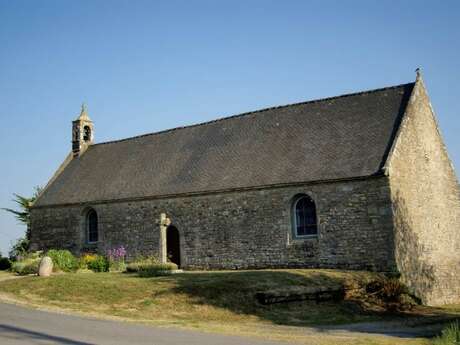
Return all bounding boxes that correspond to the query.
[30,72,460,305]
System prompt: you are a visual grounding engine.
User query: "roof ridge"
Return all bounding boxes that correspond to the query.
[93,81,415,147]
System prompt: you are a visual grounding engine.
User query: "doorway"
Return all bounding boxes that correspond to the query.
[166,225,181,267]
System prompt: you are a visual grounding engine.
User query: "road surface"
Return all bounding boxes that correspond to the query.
[0,302,284,345]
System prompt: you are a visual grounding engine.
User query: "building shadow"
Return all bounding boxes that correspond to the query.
[392,191,444,305]
[150,269,459,339]
[0,324,95,345]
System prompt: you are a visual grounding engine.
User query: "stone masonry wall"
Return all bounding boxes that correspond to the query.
[386,77,460,305]
[30,177,396,271]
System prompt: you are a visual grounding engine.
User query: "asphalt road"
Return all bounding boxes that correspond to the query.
[0,303,284,345]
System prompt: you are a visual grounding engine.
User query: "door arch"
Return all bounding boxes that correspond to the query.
[166,225,181,267]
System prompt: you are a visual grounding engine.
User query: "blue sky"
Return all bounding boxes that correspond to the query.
[0,0,459,255]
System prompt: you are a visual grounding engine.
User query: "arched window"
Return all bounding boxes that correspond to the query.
[87,209,98,243]
[83,126,91,142]
[293,195,318,237]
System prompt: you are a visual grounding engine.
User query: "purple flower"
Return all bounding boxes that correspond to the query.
[107,246,126,261]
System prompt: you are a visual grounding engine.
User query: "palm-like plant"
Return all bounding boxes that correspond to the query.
[2,186,42,240]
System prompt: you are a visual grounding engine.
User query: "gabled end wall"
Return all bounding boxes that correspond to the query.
[386,75,460,305]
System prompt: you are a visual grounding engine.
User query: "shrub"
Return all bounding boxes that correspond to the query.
[79,253,98,269]
[138,262,178,277]
[8,237,29,261]
[433,321,460,345]
[9,251,43,275]
[126,262,140,273]
[366,277,407,301]
[380,278,407,302]
[25,251,43,260]
[110,260,126,272]
[11,258,40,275]
[0,257,11,270]
[86,255,109,272]
[126,256,160,273]
[79,253,109,272]
[47,249,78,272]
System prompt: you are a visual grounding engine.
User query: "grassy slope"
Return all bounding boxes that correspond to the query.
[0,269,455,345]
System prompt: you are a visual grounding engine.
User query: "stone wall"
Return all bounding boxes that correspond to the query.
[30,176,395,271]
[386,76,460,305]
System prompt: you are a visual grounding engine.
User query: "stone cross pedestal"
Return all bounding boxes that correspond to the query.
[159,213,171,264]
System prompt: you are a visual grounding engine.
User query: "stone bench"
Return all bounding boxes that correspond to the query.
[255,285,345,305]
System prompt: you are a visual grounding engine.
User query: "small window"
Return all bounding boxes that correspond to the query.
[293,195,318,237]
[83,126,91,142]
[87,209,98,243]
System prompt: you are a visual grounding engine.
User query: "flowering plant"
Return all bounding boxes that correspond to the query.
[106,246,127,272]
[79,253,109,272]
[80,253,97,268]
[107,246,126,260]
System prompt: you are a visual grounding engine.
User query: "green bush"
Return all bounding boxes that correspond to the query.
[126,262,141,273]
[26,251,43,260]
[79,253,98,269]
[11,258,40,275]
[433,321,460,345]
[126,256,160,273]
[8,237,29,261]
[9,251,43,276]
[78,253,109,273]
[47,249,78,272]
[0,257,11,270]
[109,261,126,272]
[87,255,109,272]
[138,262,178,277]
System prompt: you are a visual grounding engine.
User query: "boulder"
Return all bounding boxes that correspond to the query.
[38,256,53,277]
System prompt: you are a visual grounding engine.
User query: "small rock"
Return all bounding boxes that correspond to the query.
[38,256,53,277]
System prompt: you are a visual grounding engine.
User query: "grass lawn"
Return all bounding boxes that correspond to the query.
[0,271,13,279]
[0,269,457,345]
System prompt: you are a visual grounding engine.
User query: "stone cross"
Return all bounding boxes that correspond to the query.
[159,213,171,264]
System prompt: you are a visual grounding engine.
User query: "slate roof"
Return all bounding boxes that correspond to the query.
[34,82,415,207]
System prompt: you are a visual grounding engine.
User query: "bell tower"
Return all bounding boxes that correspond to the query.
[72,103,94,157]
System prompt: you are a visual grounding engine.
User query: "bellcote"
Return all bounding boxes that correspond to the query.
[72,104,94,157]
